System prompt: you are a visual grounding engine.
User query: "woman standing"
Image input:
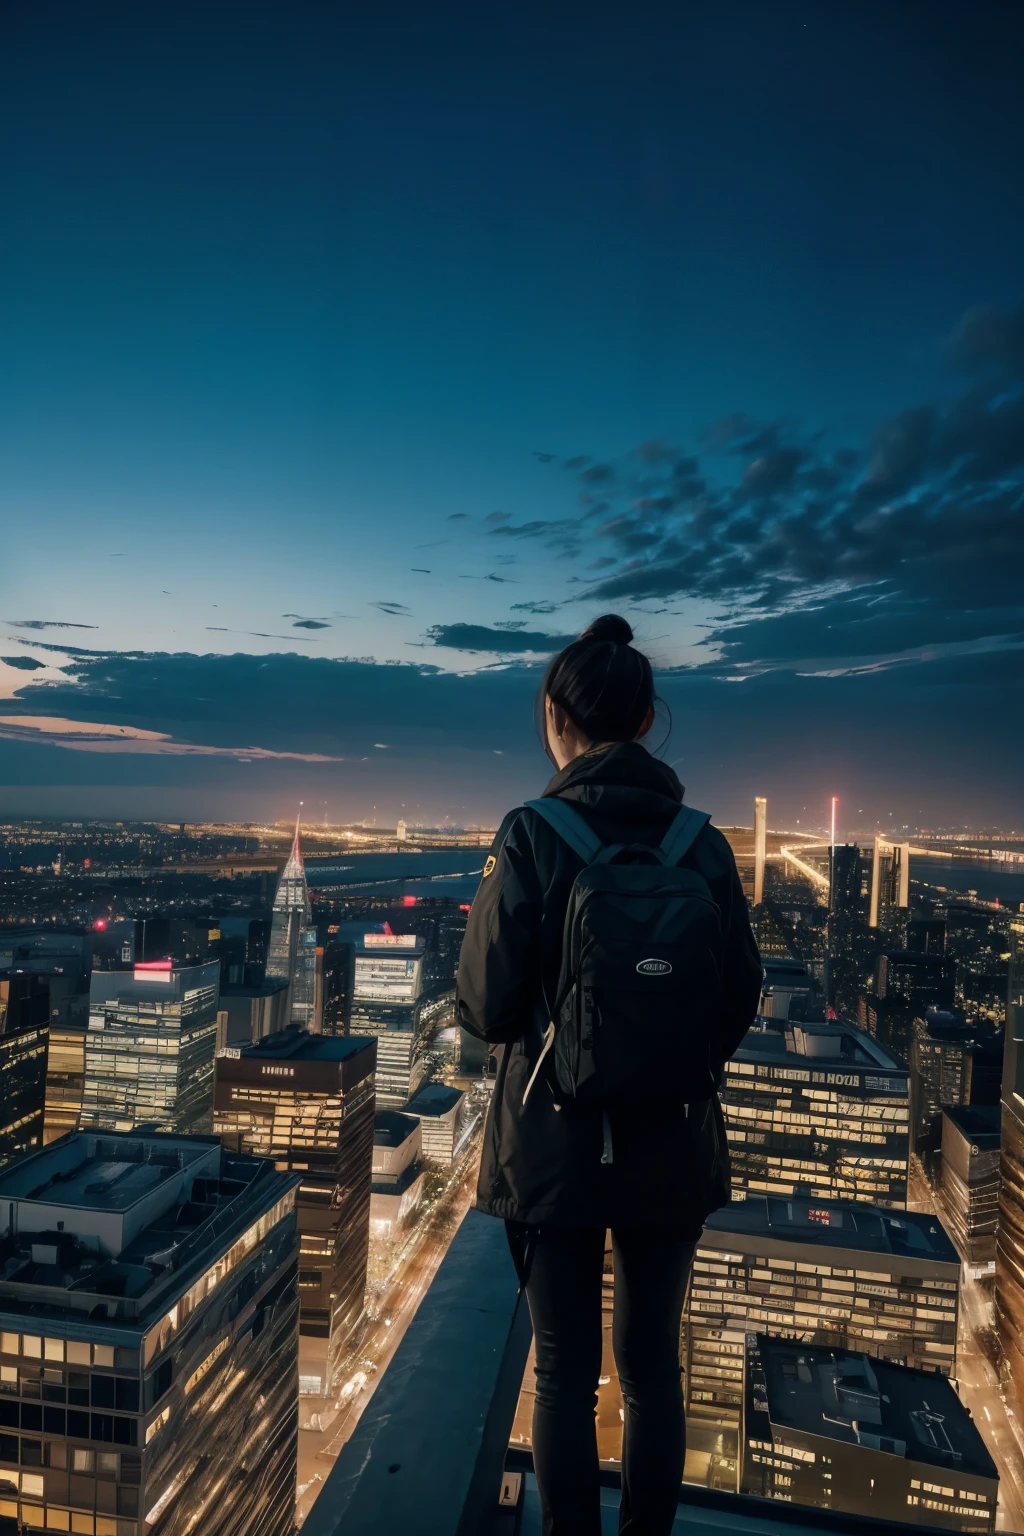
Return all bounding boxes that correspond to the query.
[456,614,762,1536]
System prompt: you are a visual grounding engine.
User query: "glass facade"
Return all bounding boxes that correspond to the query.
[0,1133,299,1536]
[81,963,220,1135]
[722,1020,910,1208]
[214,1031,376,1357]
[683,1196,959,1432]
[941,1106,1001,1266]
[0,976,49,1166]
[349,939,425,1108]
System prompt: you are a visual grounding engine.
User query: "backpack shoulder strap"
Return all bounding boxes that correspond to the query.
[659,805,711,866]
[523,798,604,865]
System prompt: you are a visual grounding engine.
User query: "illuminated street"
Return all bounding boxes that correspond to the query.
[296,1130,484,1526]
[908,1161,1024,1533]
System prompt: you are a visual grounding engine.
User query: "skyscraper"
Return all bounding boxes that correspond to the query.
[81,960,220,1134]
[349,935,425,1107]
[0,1131,299,1536]
[941,1105,1001,1266]
[265,816,317,1030]
[213,1029,376,1364]
[869,837,910,938]
[0,975,49,1165]
[828,843,875,1018]
[722,1019,910,1207]
[995,908,1024,1407]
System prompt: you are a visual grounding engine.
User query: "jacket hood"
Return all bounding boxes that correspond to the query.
[542,741,684,815]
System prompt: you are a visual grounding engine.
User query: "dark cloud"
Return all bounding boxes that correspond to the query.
[371,601,412,615]
[501,304,1024,674]
[510,600,558,615]
[291,619,331,630]
[1,656,47,671]
[424,624,575,653]
[484,511,511,524]
[6,619,98,631]
[2,645,1020,827]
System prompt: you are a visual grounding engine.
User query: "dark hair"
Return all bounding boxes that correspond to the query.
[537,614,655,759]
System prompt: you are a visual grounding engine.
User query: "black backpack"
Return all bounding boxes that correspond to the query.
[522,797,724,1112]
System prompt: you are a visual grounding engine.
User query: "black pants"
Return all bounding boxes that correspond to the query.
[509,1223,697,1536]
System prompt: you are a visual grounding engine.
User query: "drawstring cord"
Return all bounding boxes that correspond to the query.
[522,1021,556,1107]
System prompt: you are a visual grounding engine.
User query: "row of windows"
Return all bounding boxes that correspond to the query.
[0,1342,124,1372]
[0,1371,140,1410]
[0,1403,136,1445]
[0,1499,131,1533]
[142,1190,296,1365]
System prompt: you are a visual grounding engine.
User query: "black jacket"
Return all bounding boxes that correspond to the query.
[456,742,763,1230]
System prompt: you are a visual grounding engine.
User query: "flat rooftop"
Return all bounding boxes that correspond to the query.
[943,1103,1001,1148]
[241,1028,375,1061]
[0,1133,213,1208]
[704,1195,958,1264]
[753,1337,996,1480]
[405,1083,465,1117]
[735,1018,906,1073]
[374,1110,420,1148]
[0,1132,295,1327]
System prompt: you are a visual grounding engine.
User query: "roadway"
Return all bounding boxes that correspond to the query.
[908,1161,1024,1533]
[295,1130,484,1526]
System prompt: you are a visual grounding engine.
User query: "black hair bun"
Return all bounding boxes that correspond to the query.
[581,613,633,646]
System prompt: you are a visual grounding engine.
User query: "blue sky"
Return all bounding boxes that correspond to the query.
[1,1,1022,828]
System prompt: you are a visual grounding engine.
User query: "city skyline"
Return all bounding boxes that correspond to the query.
[1,1,1023,827]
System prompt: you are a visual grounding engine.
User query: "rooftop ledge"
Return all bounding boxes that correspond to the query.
[301,1208,972,1536]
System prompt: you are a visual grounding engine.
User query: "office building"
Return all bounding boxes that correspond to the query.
[0,931,92,1146]
[0,1131,299,1536]
[878,951,957,1014]
[942,1105,1001,1266]
[265,818,317,1030]
[869,838,910,940]
[349,935,425,1108]
[370,1110,426,1238]
[827,844,875,1018]
[214,1029,376,1353]
[403,1083,471,1165]
[722,1019,910,1208]
[0,976,49,1165]
[995,909,1024,1404]
[315,940,352,1038]
[909,1009,975,1162]
[741,1337,997,1531]
[683,1196,959,1430]
[217,978,290,1047]
[759,960,816,1022]
[81,961,220,1135]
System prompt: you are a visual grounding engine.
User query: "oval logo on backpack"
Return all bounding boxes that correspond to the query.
[637,957,672,976]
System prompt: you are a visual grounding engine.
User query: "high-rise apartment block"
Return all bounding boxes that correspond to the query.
[265,821,317,1030]
[995,909,1024,1404]
[214,1029,376,1354]
[753,796,767,906]
[741,1338,997,1531]
[722,1019,910,1207]
[0,1131,299,1536]
[683,1196,959,1431]
[349,936,425,1108]
[941,1105,1001,1267]
[81,961,220,1135]
[0,976,49,1165]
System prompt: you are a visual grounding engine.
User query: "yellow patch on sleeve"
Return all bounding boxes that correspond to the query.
[482,854,497,878]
